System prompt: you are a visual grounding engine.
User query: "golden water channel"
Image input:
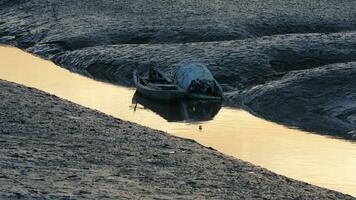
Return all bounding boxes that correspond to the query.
[0,46,355,196]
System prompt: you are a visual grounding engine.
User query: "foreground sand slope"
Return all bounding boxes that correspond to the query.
[0,80,354,199]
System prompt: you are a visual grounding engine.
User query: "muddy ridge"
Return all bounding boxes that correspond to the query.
[1,1,356,139]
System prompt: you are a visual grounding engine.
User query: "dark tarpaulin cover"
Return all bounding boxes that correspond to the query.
[175,62,222,96]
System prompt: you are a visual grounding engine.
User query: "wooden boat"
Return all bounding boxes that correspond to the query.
[133,69,186,102]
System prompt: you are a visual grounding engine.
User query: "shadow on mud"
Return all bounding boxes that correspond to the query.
[132,92,222,123]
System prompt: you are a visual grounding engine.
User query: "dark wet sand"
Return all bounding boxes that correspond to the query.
[0,80,354,199]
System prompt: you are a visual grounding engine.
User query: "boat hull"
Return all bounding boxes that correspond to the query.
[136,86,186,102]
[133,70,186,103]
[188,93,223,101]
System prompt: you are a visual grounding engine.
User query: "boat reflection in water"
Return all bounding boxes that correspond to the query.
[132,92,222,123]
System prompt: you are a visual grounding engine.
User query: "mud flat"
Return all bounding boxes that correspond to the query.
[1,1,356,139]
[0,79,354,199]
[230,63,356,138]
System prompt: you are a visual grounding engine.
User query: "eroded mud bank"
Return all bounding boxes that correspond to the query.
[230,63,356,139]
[1,0,356,139]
